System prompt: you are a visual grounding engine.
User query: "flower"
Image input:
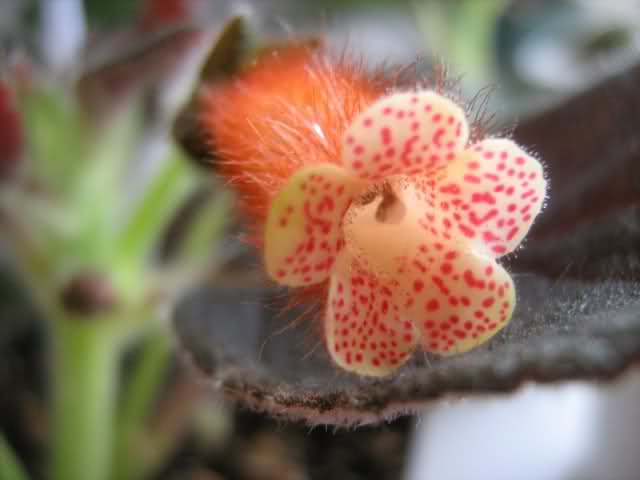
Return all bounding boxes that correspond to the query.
[263,90,546,376]
[199,47,546,377]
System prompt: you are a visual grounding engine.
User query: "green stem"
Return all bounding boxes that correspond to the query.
[51,316,121,480]
[113,330,172,480]
[0,433,30,480]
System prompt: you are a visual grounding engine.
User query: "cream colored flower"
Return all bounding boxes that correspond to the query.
[264,91,546,377]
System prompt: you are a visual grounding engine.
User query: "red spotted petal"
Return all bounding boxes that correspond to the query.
[264,164,362,286]
[433,139,547,257]
[342,91,469,182]
[402,245,515,355]
[325,253,419,377]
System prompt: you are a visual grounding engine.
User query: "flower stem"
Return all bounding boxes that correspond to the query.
[51,315,121,480]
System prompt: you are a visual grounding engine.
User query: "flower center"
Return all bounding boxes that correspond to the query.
[357,180,408,225]
[344,179,422,277]
[375,182,406,224]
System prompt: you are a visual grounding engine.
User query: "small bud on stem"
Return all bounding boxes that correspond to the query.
[61,272,118,317]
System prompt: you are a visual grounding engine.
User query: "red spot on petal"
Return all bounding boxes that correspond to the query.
[440,263,453,275]
[440,183,461,195]
[426,299,440,312]
[454,330,466,339]
[381,127,392,145]
[482,297,495,308]
[464,174,482,184]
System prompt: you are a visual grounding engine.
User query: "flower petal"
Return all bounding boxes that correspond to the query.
[342,91,469,181]
[325,252,419,377]
[402,245,515,356]
[434,138,547,257]
[265,164,362,286]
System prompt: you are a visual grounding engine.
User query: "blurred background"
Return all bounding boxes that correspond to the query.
[2,0,640,479]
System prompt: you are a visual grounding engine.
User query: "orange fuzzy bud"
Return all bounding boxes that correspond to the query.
[199,46,390,244]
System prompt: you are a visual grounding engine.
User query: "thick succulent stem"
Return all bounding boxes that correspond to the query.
[51,315,121,480]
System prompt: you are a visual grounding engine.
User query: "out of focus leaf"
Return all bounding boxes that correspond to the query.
[113,329,172,480]
[173,190,230,269]
[415,0,509,85]
[197,16,251,82]
[0,433,29,480]
[114,145,196,291]
[173,16,252,164]
[22,88,88,191]
[78,25,202,117]
[83,0,142,28]
[68,104,141,271]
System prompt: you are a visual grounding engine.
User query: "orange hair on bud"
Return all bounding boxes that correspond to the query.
[199,46,392,244]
